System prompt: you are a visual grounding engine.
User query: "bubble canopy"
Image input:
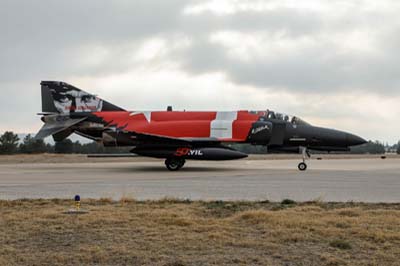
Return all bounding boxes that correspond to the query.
[266,111,311,126]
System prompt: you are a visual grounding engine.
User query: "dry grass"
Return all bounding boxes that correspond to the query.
[1,199,400,265]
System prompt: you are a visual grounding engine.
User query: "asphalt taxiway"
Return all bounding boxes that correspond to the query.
[0,158,399,202]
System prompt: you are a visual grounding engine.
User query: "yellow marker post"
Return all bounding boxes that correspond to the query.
[74,195,81,210]
[63,194,88,214]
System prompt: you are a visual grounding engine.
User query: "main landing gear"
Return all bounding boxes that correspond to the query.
[165,158,186,171]
[298,147,311,171]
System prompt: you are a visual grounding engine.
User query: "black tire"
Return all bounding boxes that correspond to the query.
[165,158,185,171]
[298,162,307,171]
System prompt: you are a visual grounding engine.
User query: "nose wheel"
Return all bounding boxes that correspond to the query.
[165,158,186,171]
[298,162,307,171]
[298,147,310,171]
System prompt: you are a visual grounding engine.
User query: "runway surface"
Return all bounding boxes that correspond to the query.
[0,158,399,202]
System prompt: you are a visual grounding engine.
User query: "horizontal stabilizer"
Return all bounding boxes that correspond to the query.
[34,117,86,140]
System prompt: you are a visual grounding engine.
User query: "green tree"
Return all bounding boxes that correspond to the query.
[54,139,74,153]
[19,134,48,154]
[0,131,20,154]
[397,141,400,155]
[350,140,385,154]
[79,142,105,154]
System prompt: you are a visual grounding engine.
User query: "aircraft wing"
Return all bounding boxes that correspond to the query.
[135,132,222,146]
[104,130,222,147]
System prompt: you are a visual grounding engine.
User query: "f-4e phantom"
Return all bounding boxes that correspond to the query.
[35,81,366,171]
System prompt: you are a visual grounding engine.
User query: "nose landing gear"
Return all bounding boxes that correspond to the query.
[165,158,186,171]
[298,162,307,171]
[298,147,310,171]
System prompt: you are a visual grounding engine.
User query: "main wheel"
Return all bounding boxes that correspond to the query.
[165,158,185,171]
[298,162,307,171]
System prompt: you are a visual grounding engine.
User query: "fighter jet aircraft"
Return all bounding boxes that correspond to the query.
[35,81,366,171]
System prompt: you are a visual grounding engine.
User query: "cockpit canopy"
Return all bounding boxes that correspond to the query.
[267,111,310,126]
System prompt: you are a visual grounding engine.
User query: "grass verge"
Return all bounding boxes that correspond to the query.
[1,199,400,265]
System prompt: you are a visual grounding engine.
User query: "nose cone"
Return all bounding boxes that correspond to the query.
[346,133,367,146]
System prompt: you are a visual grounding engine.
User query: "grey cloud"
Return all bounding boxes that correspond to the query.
[0,0,399,142]
[174,34,400,94]
[211,46,400,93]
[179,8,323,37]
[173,7,400,94]
[3,0,398,94]
[0,0,191,131]
[0,0,187,82]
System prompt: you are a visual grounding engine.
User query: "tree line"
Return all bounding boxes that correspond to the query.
[0,131,130,155]
[0,131,399,155]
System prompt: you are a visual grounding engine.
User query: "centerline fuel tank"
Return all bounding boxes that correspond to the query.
[132,147,248,160]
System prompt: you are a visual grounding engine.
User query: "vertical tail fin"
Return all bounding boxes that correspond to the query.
[41,81,125,114]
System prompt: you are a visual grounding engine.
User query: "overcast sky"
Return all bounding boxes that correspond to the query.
[1,0,399,143]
